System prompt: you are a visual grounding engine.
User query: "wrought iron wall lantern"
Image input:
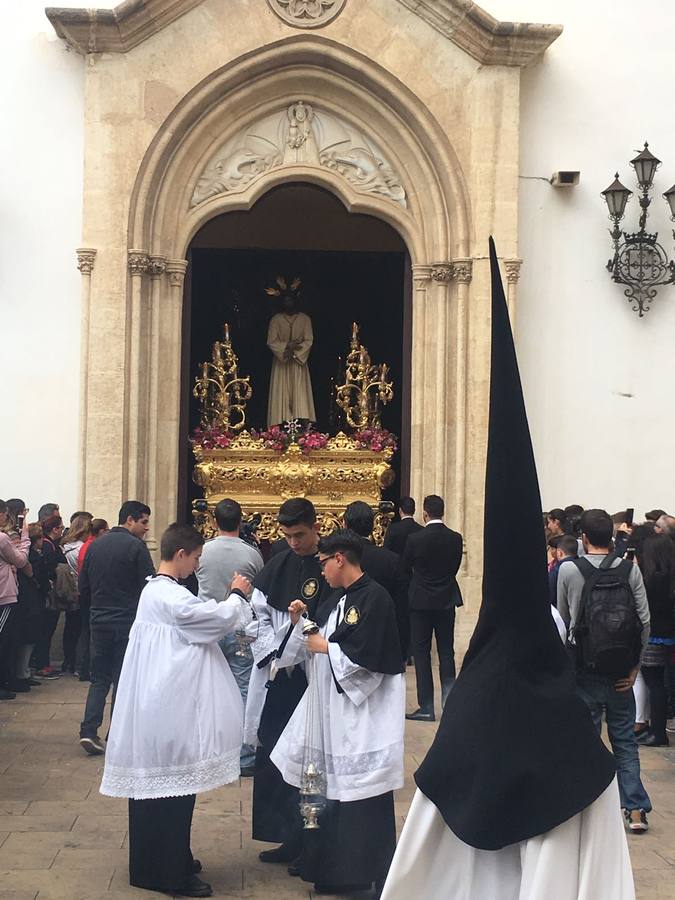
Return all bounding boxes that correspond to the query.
[602,142,675,316]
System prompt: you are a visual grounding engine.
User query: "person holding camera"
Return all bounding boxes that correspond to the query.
[196,499,263,776]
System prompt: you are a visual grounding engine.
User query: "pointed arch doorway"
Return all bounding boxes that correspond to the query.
[179,182,412,520]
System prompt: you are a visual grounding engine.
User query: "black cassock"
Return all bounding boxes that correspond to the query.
[252,548,339,845]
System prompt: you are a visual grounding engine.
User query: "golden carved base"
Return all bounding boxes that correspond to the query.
[192,431,395,544]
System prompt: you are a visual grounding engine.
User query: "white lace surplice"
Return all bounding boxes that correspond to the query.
[380,777,635,900]
[270,596,406,802]
[100,578,250,800]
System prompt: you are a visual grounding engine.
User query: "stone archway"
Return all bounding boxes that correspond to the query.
[115,36,475,548]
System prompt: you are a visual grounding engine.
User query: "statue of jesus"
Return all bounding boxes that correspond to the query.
[266,283,316,426]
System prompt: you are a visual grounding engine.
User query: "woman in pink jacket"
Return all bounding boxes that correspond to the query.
[0,499,30,700]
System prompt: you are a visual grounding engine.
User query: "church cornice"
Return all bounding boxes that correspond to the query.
[45,0,562,66]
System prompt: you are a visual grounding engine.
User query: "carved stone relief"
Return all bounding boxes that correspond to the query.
[266,0,347,28]
[191,101,407,210]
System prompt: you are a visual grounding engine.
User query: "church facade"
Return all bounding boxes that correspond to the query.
[5,1,675,611]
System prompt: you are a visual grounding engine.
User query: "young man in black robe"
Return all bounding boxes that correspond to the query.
[245,498,339,864]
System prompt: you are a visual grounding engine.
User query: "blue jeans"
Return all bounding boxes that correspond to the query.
[219,632,255,769]
[576,671,651,812]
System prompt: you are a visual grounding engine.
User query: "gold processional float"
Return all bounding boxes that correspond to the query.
[191,321,397,544]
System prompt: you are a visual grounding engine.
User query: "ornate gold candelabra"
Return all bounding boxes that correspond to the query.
[336,323,394,429]
[193,323,252,432]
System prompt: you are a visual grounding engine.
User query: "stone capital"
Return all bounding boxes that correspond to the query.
[128,249,150,276]
[76,247,97,274]
[431,264,453,283]
[412,265,433,291]
[451,258,473,284]
[166,259,189,288]
[148,255,168,278]
[503,258,523,284]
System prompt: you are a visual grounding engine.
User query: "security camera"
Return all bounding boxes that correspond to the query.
[550,171,580,187]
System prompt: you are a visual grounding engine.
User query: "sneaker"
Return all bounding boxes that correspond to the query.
[27,677,42,686]
[623,809,648,833]
[35,667,61,680]
[79,736,106,755]
[666,718,675,734]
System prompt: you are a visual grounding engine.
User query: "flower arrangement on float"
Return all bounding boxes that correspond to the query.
[190,424,233,450]
[352,426,398,454]
[250,424,330,454]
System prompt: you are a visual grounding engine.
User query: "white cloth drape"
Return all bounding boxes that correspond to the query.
[100,578,251,799]
[381,777,635,900]
[270,596,406,802]
[266,312,316,425]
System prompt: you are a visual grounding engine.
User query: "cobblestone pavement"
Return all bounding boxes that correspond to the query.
[0,667,673,900]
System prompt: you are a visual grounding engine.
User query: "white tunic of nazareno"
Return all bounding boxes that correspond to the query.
[270,595,406,802]
[100,577,251,800]
[266,311,316,425]
[380,777,635,900]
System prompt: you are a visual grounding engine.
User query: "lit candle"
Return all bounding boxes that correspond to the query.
[352,322,358,341]
[224,323,230,343]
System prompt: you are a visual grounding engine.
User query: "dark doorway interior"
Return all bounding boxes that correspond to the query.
[180,184,410,519]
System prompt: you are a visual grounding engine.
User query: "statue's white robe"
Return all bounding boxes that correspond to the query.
[267,312,316,425]
[381,777,635,900]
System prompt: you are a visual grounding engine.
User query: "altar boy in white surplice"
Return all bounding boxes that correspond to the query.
[271,529,406,896]
[100,524,254,899]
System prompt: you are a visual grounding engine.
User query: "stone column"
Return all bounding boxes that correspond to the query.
[450,258,473,544]
[163,259,189,524]
[76,248,97,508]
[503,258,523,328]
[127,250,150,499]
[410,265,432,507]
[146,256,167,551]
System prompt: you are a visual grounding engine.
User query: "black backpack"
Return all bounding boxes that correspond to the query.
[572,554,642,677]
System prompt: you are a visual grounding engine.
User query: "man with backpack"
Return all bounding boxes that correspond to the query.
[557,508,651,834]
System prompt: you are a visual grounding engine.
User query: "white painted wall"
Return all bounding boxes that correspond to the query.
[488,0,675,517]
[0,4,89,519]
[4,1,674,521]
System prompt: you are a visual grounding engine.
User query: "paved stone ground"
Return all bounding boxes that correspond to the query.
[0,668,674,900]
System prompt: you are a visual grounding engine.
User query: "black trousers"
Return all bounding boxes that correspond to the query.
[642,665,668,742]
[79,622,129,738]
[410,607,456,712]
[0,605,18,689]
[33,607,59,669]
[129,794,196,891]
[62,609,82,670]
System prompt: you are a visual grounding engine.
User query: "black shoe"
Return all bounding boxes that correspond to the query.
[173,875,212,897]
[640,734,669,747]
[259,841,302,863]
[314,884,372,895]
[287,859,301,877]
[28,677,41,686]
[79,735,106,755]
[78,673,92,682]
[0,689,17,700]
[405,708,435,722]
[240,765,256,778]
[11,680,31,693]
[191,859,202,874]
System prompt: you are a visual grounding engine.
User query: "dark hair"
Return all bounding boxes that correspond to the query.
[564,504,584,537]
[118,501,151,525]
[214,499,242,532]
[637,532,675,597]
[547,535,562,549]
[91,518,109,537]
[580,509,613,548]
[278,498,316,528]
[344,501,374,537]
[6,499,26,522]
[160,523,204,561]
[645,508,667,522]
[38,503,59,521]
[423,494,444,519]
[564,504,584,517]
[318,529,364,566]
[557,535,579,558]
[70,510,93,524]
[0,500,6,515]
[42,515,63,536]
[547,508,567,526]
[399,497,415,516]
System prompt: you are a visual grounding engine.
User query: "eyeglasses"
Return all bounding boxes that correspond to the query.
[318,555,336,569]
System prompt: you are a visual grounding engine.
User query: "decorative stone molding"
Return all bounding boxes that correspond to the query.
[46,0,561,65]
[76,247,96,274]
[412,265,433,291]
[503,258,523,284]
[431,264,453,283]
[452,258,473,283]
[191,101,407,209]
[148,256,167,278]
[128,249,150,275]
[166,259,188,288]
[266,0,347,28]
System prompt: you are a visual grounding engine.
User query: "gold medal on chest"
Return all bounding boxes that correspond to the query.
[301,578,319,600]
[345,606,360,625]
